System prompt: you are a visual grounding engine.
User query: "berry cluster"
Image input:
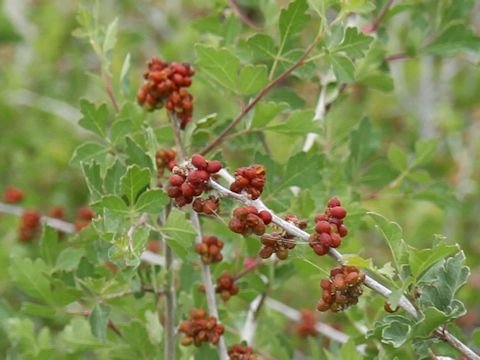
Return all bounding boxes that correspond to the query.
[317,265,365,312]
[178,309,224,346]
[228,343,258,360]
[309,197,348,256]
[136,58,195,128]
[155,148,176,178]
[228,206,272,236]
[166,154,222,207]
[295,309,318,338]
[3,186,24,204]
[259,214,306,260]
[230,165,266,200]
[18,210,41,242]
[195,236,224,264]
[192,196,219,215]
[74,207,95,231]
[215,271,239,302]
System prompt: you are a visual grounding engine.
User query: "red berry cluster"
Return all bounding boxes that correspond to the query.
[230,165,266,200]
[215,270,239,302]
[155,148,176,178]
[228,343,258,360]
[228,206,272,236]
[192,196,219,215]
[3,186,24,204]
[195,236,224,264]
[166,154,222,207]
[295,309,318,338]
[309,197,348,256]
[136,58,195,128]
[18,210,41,242]
[178,309,224,346]
[259,214,306,260]
[317,265,365,312]
[74,207,95,231]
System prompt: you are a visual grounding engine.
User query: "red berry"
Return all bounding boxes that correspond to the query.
[315,221,331,234]
[206,160,222,174]
[330,206,347,219]
[191,154,207,170]
[330,233,341,248]
[169,174,185,186]
[328,197,341,208]
[258,210,272,225]
[3,187,24,204]
[167,186,181,198]
[181,182,195,198]
[338,224,348,237]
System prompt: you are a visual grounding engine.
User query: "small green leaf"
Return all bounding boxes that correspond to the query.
[247,34,277,60]
[162,209,197,260]
[279,0,311,50]
[135,189,169,213]
[387,144,408,171]
[125,137,153,170]
[409,241,458,280]
[9,257,53,303]
[56,248,86,272]
[381,316,412,348]
[340,340,363,360]
[58,318,103,353]
[70,142,109,166]
[335,27,373,57]
[82,162,103,200]
[412,307,449,338]
[104,160,126,194]
[368,212,408,274]
[328,54,355,82]
[78,100,109,138]
[265,109,318,134]
[120,165,151,205]
[40,226,58,266]
[111,119,133,143]
[251,101,289,128]
[103,18,118,55]
[195,44,240,90]
[89,303,111,342]
[425,24,480,55]
[413,138,438,167]
[238,64,269,95]
[145,310,163,345]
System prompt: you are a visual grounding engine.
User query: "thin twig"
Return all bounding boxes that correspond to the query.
[102,72,120,113]
[363,0,396,33]
[199,33,323,156]
[210,170,480,360]
[228,0,261,30]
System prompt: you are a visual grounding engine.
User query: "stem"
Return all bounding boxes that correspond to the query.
[209,170,480,360]
[199,33,323,156]
[365,0,396,33]
[228,0,261,30]
[102,71,121,113]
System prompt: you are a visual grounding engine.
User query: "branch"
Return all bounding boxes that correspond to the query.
[102,71,120,113]
[199,33,323,156]
[363,0,395,33]
[209,170,480,360]
[266,298,366,352]
[228,0,261,31]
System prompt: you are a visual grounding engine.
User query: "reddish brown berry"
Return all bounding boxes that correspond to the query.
[330,206,347,219]
[191,154,207,170]
[3,187,24,204]
[206,160,222,173]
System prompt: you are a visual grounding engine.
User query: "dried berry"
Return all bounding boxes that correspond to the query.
[228,206,269,236]
[195,236,224,264]
[230,165,266,199]
[215,270,239,302]
[228,343,258,360]
[18,210,41,242]
[295,309,318,338]
[178,309,224,347]
[317,265,365,313]
[3,187,24,204]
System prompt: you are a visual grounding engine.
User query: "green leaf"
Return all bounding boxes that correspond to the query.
[387,144,408,172]
[412,307,450,338]
[125,137,153,170]
[6,318,38,355]
[103,18,118,55]
[145,310,163,345]
[335,27,373,57]
[279,0,311,50]
[357,71,394,92]
[418,252,470,318]
[265,109,317,134]
[82,162,103,201]
[22,302,56,319]
[89,303,111,342]
[195,44,240,90]
[238,64,269,95]
[247,34,277,60]
[413,138,438,167]
[70,142,109,166]
[327,54,355,82]
[409,241,458,280]
[104,160,126,194]
[78,100,109,138]
[340,340,363,360]
[162,209,196,260]
[56,248,86,272]
[120,165,151,206]
[135,189,169,213]
[9,257,53,303]
[251,101,289,128]
[382,319,412,348]
[425,24,480,55]
[40,226,58,266]
[58,317,103,353]
[368,212,408,274]
[341,0,376,14]
[111,119,133,143]
[96,195,130,232]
